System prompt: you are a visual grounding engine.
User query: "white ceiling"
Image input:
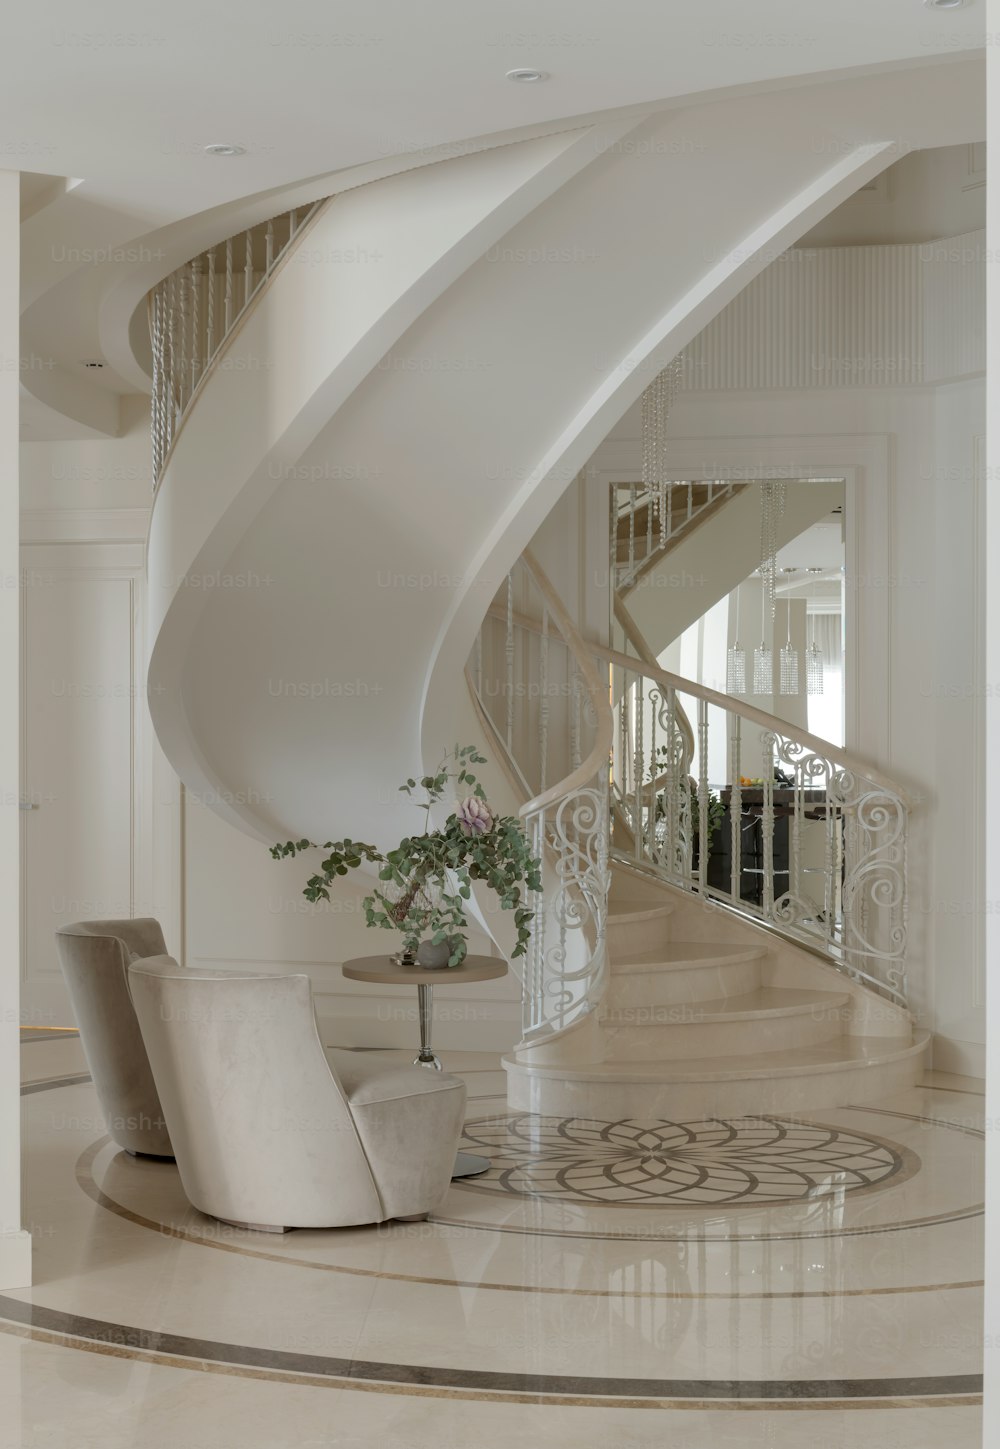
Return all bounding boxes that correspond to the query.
[11,1,986,440]
[6,0,984,219]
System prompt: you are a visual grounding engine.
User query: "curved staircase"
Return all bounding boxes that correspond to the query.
[138,81,933,1121]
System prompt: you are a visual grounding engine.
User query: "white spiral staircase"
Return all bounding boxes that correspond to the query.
[143,91,932,1117]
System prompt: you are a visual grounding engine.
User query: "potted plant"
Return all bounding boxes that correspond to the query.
[271,744,542,968]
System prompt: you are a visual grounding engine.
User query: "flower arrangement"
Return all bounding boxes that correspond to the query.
[270,744,542,968]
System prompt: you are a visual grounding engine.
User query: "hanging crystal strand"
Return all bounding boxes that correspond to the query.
[538,605,549,795]
[753,586,772,695]
[640,356,685,551]
[779,600,799,695]
[762,732,775,919]
[505,572,515,753]
[727,586,747,695]
[627,483,636,582]
[759,479,787,625]
[806,610,825,694]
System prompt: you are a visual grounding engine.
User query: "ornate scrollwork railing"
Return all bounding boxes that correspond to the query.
[600,643,911,1006]
[147,198,328,486]
[467,549,613,1043]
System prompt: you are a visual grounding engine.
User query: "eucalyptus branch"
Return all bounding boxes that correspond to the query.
[271,744,541,967]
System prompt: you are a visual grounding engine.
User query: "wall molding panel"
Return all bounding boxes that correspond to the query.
[680,231,984,392]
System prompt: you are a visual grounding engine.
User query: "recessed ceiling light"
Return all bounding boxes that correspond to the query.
[506,68,549,83]
[924,0,969,9]
[203,143,246,157]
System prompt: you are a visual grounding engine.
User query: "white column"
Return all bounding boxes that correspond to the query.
[0,169,30,1287]
[985,9,1000,1442]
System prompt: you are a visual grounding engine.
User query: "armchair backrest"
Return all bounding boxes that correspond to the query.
[54,918,172,1156]
[127,959,383,1227]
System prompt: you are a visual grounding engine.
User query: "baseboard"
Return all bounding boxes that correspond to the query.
[315,994,520,1055]
[0,1230,32,1289]
[931,1034,986,1079]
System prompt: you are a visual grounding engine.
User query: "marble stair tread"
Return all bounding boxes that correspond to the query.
[608,898,675,921]
[612,941,767,973]
[600,986,850,1025]
[514,1030,929,1083]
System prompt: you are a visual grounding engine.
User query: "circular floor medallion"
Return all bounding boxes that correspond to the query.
[459,1114,914,1207]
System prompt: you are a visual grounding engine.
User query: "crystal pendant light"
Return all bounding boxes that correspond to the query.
[806,610,824,696]
[641,355,685,548]
[779,602,799,696]
[753,588,772,695]
[726,587,746,695]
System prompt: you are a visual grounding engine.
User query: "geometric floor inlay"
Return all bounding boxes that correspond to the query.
[460,1114,914,1207]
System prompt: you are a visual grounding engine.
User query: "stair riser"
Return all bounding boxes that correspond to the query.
[599,1005,848,1062]
[607,959,762,1009]
[607,914,674,958]
[505,1045,929,1120]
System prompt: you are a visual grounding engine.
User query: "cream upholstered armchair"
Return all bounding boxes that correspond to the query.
[127,957,467,1231]
[55,919,174,1158]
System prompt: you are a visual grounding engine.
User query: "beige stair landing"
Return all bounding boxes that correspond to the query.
[504,869,928,1119]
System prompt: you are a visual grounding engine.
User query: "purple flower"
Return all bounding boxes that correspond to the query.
[456,796,494,837]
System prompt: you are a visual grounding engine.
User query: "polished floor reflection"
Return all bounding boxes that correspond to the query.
[4,1035,984,1447]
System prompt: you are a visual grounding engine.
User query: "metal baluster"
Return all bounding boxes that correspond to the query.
[698,699,709,892]
[667,688,683,881]
[648,687,658,864]
[166,271,177,452]
[667,481,673,543]
[730,716,743,904]
[824,789,836,951]
[762,732,775,919]
[633,675,644,863]
[244,229,253,310]
[265,218,274,276]
[505,572,514,753]
[205,248,215,364]
[189,258,200,395]
[178,271,189,412]
[148,292,159,484]
[224,237,234,334]
[628,484,636,582]
[156,287,168,474]
[475,627,482,700]
[791,757,804,909]
[687,480,693,522]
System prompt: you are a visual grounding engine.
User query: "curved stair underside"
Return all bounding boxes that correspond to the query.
[147,70,964,854]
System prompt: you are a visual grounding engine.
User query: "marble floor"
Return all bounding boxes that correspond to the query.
[3,1031,984,1447]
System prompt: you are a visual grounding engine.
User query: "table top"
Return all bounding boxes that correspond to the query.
[342,953,508,986]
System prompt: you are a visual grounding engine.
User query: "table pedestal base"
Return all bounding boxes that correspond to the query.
[452,1152,490,1179]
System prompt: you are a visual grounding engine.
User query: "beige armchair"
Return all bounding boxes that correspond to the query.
[54,919,174,1158]
[127,957,467,1231]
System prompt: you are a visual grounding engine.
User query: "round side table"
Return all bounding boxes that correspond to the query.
[341,953,507,1179]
